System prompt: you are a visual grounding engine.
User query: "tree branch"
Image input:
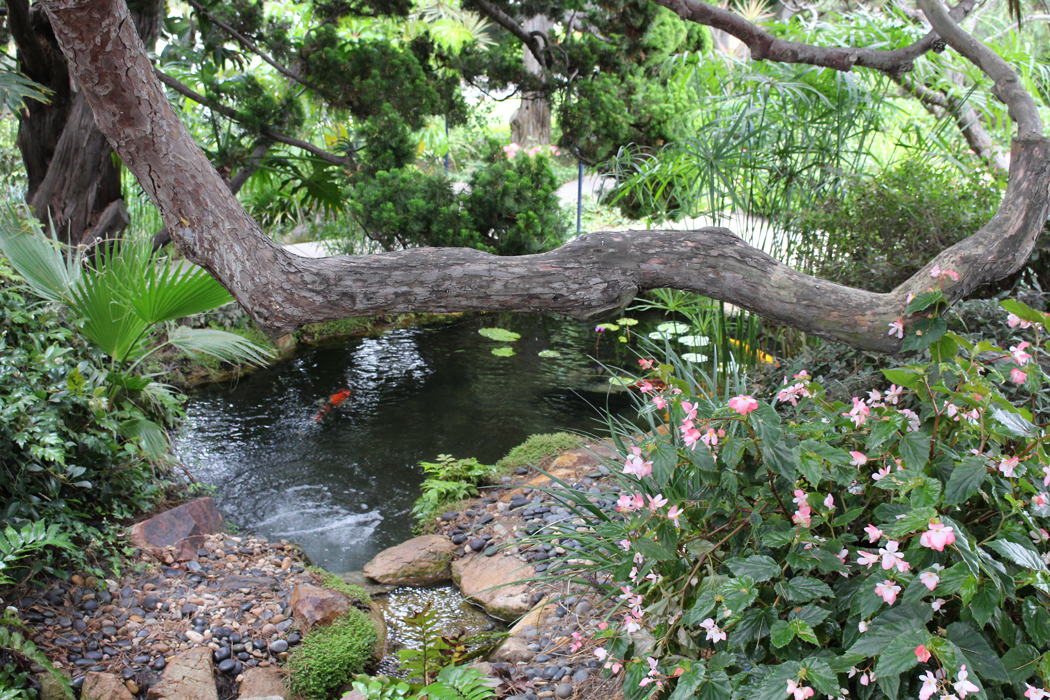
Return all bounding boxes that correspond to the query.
[183,0,330,96]
[917,0,1044,138]
[653,0,975,74]
[155,69,351,166]
[5,0,54,80]
[470,0,547,69]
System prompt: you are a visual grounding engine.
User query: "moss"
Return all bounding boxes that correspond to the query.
[297,313,463,345]
[491,432,582,480]
[308,567,370,605]
[287,607,378,700]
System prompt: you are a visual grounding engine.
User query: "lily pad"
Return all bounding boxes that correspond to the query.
[479,328,521,342]
[657,322,690,335]
[648,331,673,340]
[595,323,620,332]
[608,376,636,387]
[678,335,710,347]
[538,350,561,358]
[491,347,515,357]
[682,353,709,363]
[616,318,639,326]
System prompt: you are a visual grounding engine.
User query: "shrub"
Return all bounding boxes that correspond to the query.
[526,295,1050,700]
[793,160,1004,293]
[287,607,378,700]
[411,455,493,525]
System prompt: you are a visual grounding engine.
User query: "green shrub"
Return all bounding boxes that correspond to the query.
[287,608,378,700]
[492,432,582,478]
[410,455,494,525]
[793,160,1004,293]
[524,294,1050,700]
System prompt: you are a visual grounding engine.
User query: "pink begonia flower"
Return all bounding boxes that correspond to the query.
[700,428,722,448]
[824,493,835,510]
[623,614,641,633]
[794,370,810,379]
[1034,493,1049,508]
[793,490,809,508]
[1012,368,1028,384]
[860,673,871,686]
[920,569,941,591]
[786,680,816,700]
[874,580,902,605]
[619,539,632,551]
[879,540,909,572]
[885,385,904,405]
[843,396,870,427]
[652,395,666,410]
[1008,313,1034,329]
[848,480,864,495]
[930,264,959,280]
[616,494,639,512]
[837,548,849,565]
[864,524,884,543]
[915,645,932,663]
[932,599,946,611]
[667,504,683,528]
[1025,684,1048,700]
[699,618,727,643]
[1012,341,1033,366]
[888,319,905,339]
[638,358,655,369]
[901,408,922,431]
[998,456,1020,478]
[920,671,940,700]
[919,523,956,551]
[639,381,654,394]
[872,465,892,481]
[647,494,668,511]
[857,551,880,569]
[681,401,698,421]
[1043,464,1050,487]
[777,382,811,406]
[728,395,759,415]
[629,567,638,581]
[858,620,869,633]
[954,665,980,698]
[570,631,583,653]
[850,451,869,467]
[792,506,812,528]
[594,647,608,661]
[598,622,607,630]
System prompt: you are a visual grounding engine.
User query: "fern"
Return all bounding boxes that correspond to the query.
[0,522,72,586]
[0,612,73,699]
[420,666,498,700]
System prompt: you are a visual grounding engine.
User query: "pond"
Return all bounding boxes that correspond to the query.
[175,314,636,573]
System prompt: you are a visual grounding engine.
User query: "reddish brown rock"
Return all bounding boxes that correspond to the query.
[362,535,455,585]
[81,673,136,700]
[130,498,225,561]
[289,584,350,631]
[452,555,536,620]
[146,648,218,700]
[237,667,287,699]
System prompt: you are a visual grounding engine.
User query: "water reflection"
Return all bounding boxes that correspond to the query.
[175,314,633,573]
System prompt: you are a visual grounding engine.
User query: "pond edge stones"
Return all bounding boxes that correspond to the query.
[360,535,455,586]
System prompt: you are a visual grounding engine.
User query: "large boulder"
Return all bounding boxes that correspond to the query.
[81,673,136,700]
[452,555,536,620]
[362,535,455,586]
[130,498,225,561]
[238,667,287,699]
[146,648,218,700]
[289,584,350,631]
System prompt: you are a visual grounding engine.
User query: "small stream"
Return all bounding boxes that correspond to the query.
[175,314,635,573]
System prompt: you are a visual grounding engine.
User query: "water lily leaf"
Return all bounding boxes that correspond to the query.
[678,335,711,347]
[479,327,521,342]
[682,353,709,363]
[595,323,620,332]
[537,350,561,358]
[608,376,635,387]
[657,322,691,334]
[491,347,515,357]
[648,331,673,340]
[617,318,639,326]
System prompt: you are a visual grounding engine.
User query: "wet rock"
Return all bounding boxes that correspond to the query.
[146,648,218,700]
[289,584,350,631]
[362,535,456,586]
[130,498,225,561]
[81,672,136,700]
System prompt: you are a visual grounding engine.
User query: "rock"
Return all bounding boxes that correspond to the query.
[488,636,534,664]
[81,672,136,700]
[268,639,288,653]
[36,672,72,700]
[366,601,388,663]
[362,535,455,586]
[146,648,218,700]
[555,682,573,699]
[237,667,287,699]
[289,584,350,631]
[130,498,225,561]
[452,556,536,620]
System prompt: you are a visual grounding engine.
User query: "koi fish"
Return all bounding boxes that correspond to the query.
[315,389,352,422]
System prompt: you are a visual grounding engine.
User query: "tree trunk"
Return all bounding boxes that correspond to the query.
[8,0,162,247]
[38,0,1050,356]
[509,16,552,147]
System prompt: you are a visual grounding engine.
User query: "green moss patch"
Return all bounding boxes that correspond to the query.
[491,432,582,479]
[287,607,378,700]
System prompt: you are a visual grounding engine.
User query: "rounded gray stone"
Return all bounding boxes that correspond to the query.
[556,683,573,699]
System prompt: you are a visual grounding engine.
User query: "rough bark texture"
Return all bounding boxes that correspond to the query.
[509,15,553,147]
[9,0,162,246]
[38,0,1050,356]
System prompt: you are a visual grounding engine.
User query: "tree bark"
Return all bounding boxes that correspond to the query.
[8,0,162,247]
[38,0,1050,356]
[509,15,553,147]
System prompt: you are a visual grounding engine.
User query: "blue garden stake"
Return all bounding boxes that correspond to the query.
[444,116,450,175]
[577,160,583,234]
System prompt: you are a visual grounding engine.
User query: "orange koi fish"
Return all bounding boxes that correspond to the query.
[315,389,352,422]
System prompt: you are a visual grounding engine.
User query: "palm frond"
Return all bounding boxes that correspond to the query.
[0,205,80,304]
[166,326,275,367]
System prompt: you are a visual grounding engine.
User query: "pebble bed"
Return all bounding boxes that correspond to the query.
[11,532,311,696]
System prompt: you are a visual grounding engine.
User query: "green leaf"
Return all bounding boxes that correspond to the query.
[770,619,794,648]
[906,290,944,314]
[651,440,679,485]
[881,368,922,390]
[866,417,902,451]
[667,661,706,700]
[897,431,929,471]
[167,327,274,367]
[848,603,933,656]
[874,628,928,678]
[991,405,1037,437]
[537,350,560,358]
[944,457,988,505]
[887,506,938,538]
[118,419,169,461]
[491,346,515,357]
[789,619,818,645]
[727,555,780,583]
[789,604,830,627]
[729,607,777,648]
[478,327,521,342]
[0,207,78,303]
[901,317,947,353]
[1000,299,1046,327]
[719,576,757,614]
[775,576,833,603]
[752,403,782,446]
[1001,644,1040,683]
[765,440,799,484]
[1023,600,1050,647]
[969,582,999,629]
[947,621,1011,682]
[986,539,1048,571]
[633,537,675,562]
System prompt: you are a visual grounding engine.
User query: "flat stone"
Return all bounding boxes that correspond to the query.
[452,556,536,621]
[146,648,218,700]
[237,667,287,699]
[130,498,225,561]
[81,672,136,700]
[363,535,456,586]
[289,584,349,631]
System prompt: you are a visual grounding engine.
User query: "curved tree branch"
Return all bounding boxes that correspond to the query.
[39,0,1050,356]
[653,0,975,74]
[155,69,351,166]
[470,0,547,69]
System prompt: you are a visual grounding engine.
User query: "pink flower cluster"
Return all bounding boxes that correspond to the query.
[930,264,960,281]
[502,142,561,159]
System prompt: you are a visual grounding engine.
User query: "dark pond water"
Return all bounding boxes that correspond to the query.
[175,314,636,573]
